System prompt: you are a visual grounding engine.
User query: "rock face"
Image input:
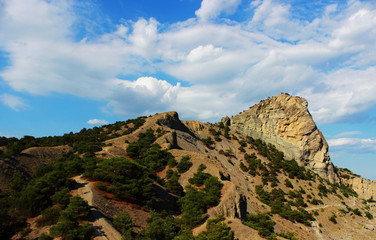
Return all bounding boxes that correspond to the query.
[230,93,339,183]
[209,184,247,219]
[346,177,376,200]
[221,116,231,126]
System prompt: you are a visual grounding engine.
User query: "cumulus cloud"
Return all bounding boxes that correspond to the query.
[195,0,241,21]
[87,119,109,125]
[106,77,180,117]
[0,94,27,111]
[186,44,223,62]
[0,0,376,126]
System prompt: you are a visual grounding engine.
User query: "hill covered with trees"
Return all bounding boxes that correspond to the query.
[1,95,376,240]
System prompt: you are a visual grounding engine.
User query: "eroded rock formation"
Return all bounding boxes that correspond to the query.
[230,93,339,183]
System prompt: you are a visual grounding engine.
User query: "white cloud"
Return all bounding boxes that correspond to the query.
[195,0,241,21]
[174,84,244,120]
[106,77,180,117]
[186,44,223,62]
[299,67,376,123]
[249,0,303,41]
[87,119,109,125]
[0,0,376,125]
[0,94,27,111]
[128,18,159,59]
[328,137,376,152]
[335,131,362,138]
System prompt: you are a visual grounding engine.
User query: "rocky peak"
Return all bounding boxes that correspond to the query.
[230,93,339,183]
[221,116,231,126]
[155,111,190,133]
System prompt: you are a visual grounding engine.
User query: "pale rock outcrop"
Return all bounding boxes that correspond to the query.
[345,177,376,200]
[209,183,247,219]
[230,93,339,183]
[221,116,231,126]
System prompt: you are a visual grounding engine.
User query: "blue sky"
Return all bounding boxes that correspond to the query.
[0,0,376,180]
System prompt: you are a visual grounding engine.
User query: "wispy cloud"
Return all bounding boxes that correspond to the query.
[0,0,376,123]
[87,119,109,125]
[335,131,362,138]
[0,94,27,111]
[328,137,376,153]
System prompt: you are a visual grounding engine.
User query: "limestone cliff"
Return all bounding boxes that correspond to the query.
[230,93,339,183]
[347,177,376,200]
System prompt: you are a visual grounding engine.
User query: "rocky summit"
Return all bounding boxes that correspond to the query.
[230,93,338,183]
[1,94,376,240]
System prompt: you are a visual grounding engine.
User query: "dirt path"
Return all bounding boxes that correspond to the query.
[311,221,324,240]
[72,176,122,240]
[306,204,342,211]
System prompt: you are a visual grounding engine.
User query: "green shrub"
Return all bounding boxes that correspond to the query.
[177,156,192,173]
[126,129,156,159]
[95,182,108,192]
[285,179,293,188]
[179,173,223,228]
[352,208,362,216]
[365,211,373,219]
[139,211,178,240]
[243,212,276,239]
[255,186,313,226]
[196,215,234,240]
[168,157,178,168]
[201,137,215,149]
[49,196,92,240]
[51,187,71,208]
[189,169,211,187]
[165,171,184,196]
[36,205,61,227]
[311,198,323,205]
[166,169,174,179]
[114,211,134,235]
[240,162,248,172]
[340,184,358,198]
[329,213,337,224]
[38,233,53,240]
[238,146,245,153]
[178,186,206,227]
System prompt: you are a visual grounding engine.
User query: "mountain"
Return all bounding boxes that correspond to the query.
[1,93,376,240]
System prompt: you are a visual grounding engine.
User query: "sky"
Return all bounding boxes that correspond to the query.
[0,0,376,180]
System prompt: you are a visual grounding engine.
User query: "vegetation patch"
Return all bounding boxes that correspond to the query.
[243,212,276,239]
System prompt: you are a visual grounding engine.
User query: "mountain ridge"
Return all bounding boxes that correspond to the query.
[1,94,376,240]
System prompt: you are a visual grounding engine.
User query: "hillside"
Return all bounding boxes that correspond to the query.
[1,93,376,240]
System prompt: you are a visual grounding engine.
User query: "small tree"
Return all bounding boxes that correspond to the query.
[365,211,373,219]
[114,211,134,239]
[329,213,337,224]
[285,179,293,189]
[196,215,234,240]
[177,156,192,173]
[49,196,92,240]
[165,171,184,196]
